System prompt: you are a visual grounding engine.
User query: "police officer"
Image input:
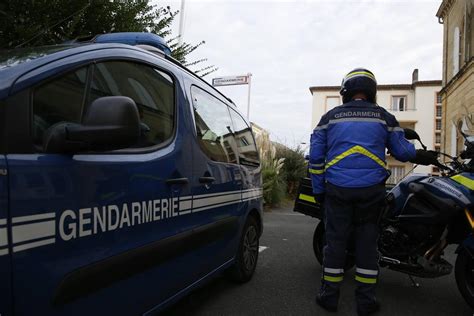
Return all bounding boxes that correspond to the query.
[310,68,416,315]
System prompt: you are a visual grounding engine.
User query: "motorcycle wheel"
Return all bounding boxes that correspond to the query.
[313,221,355,271]
[455,248,474,309]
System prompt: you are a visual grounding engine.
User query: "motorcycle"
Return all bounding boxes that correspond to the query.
[294,128,474,308]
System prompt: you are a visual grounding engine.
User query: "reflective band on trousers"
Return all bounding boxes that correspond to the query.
[451,174,474,190]
[356,267,378,276]
[325,145,386,170]
[324,275,343,282]
[355,275,377,284]
[325,267,344,274]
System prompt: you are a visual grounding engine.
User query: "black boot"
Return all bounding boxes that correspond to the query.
[316,293,338,313]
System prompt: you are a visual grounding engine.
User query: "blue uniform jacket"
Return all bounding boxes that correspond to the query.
[310,100,416,194]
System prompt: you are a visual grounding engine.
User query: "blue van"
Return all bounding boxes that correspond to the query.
[0,37,263,315]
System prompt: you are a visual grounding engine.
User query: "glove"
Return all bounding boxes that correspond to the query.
[314,193,325,205]
[410,149,439,166]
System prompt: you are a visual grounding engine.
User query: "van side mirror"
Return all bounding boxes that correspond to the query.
[43,96,140,153]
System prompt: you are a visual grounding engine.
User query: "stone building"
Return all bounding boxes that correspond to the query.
[436,0,474,157]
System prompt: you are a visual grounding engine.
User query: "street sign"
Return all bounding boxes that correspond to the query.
[212,75,250,87]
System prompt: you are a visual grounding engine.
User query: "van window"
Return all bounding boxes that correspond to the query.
[191,86,238,163]
[33,67,87,144]
[228,108,260,167]
[90,61,175,148]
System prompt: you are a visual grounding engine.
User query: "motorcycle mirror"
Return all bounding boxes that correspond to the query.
[403,128,420,141]
[403,128,427,150]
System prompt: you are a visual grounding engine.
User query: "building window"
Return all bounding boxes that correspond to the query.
[435,133,441,144]
[436,119,442,131]
[436,105,442,117]
[453,26,460,75]
[387,166,405,185]
[436,93,442,105]
[391,96,407,111]
[326,96,340,112]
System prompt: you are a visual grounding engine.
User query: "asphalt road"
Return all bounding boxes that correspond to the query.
[163,206,473,316]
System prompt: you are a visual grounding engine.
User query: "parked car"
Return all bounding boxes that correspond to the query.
[0,33,263,315]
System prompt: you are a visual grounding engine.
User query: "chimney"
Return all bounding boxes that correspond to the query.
[412,69,419,84]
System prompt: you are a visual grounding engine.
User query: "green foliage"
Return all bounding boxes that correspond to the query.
[275,144,307,197]
[0,0,217,76]
[262,166,287,206]
[255,130,286,206]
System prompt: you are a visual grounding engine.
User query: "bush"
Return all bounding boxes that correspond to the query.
[256,131,286,207]
[276,145,307,198]
[262,160,287,206]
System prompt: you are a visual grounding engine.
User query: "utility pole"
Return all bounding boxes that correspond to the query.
[178,0,186,45]
[246,73,252,120]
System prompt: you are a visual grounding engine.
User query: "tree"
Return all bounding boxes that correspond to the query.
[0,0,217,76]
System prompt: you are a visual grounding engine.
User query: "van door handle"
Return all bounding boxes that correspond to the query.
[199,177,215,184]
[166,177,189,185]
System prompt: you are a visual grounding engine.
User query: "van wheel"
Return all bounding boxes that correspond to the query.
[227,216,260,283]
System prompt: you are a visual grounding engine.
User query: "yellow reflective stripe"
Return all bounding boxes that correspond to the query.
[299,194,316,203]
[355,276,377,284]
[464,209,474,229]
[451,175,474,190]
[325,145,386,170]
[345,71,376,81]
[309,168,324,175]
[324,275,343,282]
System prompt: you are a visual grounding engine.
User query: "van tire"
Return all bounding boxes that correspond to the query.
[227,216,260,283]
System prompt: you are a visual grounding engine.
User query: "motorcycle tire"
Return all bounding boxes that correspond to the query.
[455,248,474,309]
[313,221,355,271]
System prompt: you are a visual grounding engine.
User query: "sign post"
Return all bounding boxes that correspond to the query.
[212,73,253,120]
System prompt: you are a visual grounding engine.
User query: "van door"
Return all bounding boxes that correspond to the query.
[188,86,243,272]
[7,57,200,315]
[0,156,12,316]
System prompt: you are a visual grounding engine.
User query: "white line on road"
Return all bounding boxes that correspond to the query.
[259,246,268,253]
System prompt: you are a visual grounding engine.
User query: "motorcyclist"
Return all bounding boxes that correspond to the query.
[310,68,418,315]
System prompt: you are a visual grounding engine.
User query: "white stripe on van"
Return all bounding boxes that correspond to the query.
[193,193,242,209]
[12,212,55,224]
[192,199,242,213]
[0,228,8,247]
[179,200,192,211]
[13,238,55,253]
[192,189,242,200]
[12,220,55,244]
[0,248,8,256]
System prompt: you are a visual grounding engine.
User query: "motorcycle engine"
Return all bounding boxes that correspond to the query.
[379,225,412,256]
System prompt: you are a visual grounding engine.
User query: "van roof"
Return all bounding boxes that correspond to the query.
[0,43,234,107]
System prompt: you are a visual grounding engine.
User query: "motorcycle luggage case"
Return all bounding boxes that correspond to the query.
[294,177,323,219]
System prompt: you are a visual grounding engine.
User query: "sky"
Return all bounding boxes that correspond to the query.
[157,0,444,148]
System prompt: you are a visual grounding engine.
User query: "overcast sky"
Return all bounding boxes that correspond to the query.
[158,0,443,148]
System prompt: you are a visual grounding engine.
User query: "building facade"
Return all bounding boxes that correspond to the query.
[436,0,474,157]
[309,70,442,184]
